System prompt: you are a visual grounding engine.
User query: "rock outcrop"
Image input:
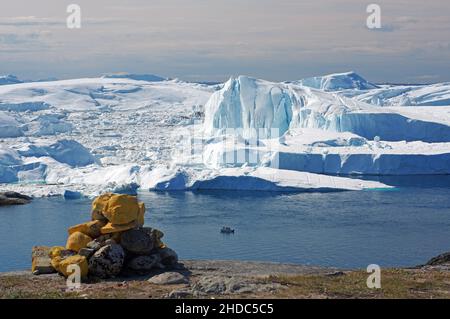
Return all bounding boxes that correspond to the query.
[0,192,32,206]
[426,252,450,266]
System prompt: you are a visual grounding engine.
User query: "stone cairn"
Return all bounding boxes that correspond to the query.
[31,193,178,280]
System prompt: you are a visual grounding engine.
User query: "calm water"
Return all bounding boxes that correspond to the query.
[1,180,450,272]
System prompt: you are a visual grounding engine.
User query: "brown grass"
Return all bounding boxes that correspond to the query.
[265,268,450,299]
[1,268,450,299]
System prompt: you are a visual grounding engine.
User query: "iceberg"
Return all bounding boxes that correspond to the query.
[18,139,96,167]
[0,72,449,197]
[341,82,450,107]
[204,76,450,142]
[102,73,166,82]
[296,71,379,91]
[0,112,23,138]
[148,167,392,192]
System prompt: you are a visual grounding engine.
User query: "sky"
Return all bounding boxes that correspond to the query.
[0,0,449,83]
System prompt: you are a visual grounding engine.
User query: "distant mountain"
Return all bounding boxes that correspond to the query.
[296,71,379,91]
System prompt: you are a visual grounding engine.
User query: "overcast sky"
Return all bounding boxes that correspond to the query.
[0,0,449,83]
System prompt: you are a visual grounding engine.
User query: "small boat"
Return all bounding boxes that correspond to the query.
[220,226,235,234]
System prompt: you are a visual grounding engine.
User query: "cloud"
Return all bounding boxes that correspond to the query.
[366,24,398,32]
[409,74,440,81]
[0,31,50,43]
[0,16,122,27]
[0,31,52,53]
[0,16,61,27]
[0,0,449,83]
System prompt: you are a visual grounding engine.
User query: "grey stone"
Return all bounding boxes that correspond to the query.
[121,229,153,255]
[86,234,112,251]
[87,240,101,251]
[326,271,346,277]
[126,254,161,273]
[158,247,178,266]
[148,272,188,285]
[88,244,125,278]
[168,289,192,299]
[104,239,116,246]
[142,227,164,242]
[79,248,95,259]
[190,275,283,295]
[192,276,228,294]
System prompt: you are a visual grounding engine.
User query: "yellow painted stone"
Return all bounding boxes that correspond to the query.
[101,220,137,234]
[91,193,113,221]
[32,246,50,258]
[58,255,88,278]
[92,193,113,212]
[49,246,66,259]
[68,220,106,238]
[51,256,62,272]
[137,202,145,227]
[66,231,92,252]
[31,246,56,274]
[32,257,55,274]
[91,210,107,221]
[102,194,139,225]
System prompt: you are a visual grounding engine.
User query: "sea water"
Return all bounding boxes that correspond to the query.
[1,180,449,272]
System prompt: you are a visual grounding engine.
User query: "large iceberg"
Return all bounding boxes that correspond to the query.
[295,71,379,91]
[148,167,392,192]
[342,82,450,107]
[204,76,295,138]
[203,76,450,142]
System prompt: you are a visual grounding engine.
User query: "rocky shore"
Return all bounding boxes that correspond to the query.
[0,191,32,206]
[2,258,450,299]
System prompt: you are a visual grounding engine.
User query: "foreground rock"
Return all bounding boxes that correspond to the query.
[158,247,178,266]
[88,244,125,278]
[148,272,188,285]
[121,229,153,255]
[183,275,282,297]
[31,246,55,275]
[426,252,450,266]
[0,192,32,206]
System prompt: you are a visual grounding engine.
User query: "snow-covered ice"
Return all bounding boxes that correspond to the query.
[294,71,379,91]
[0,72,449,197]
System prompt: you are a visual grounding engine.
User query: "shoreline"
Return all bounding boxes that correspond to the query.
[1,259,449,299]
[1,259,340,277]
